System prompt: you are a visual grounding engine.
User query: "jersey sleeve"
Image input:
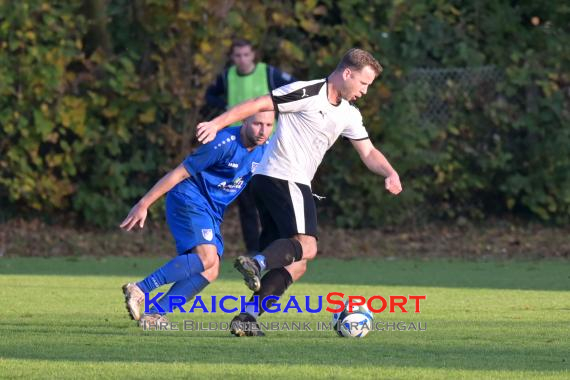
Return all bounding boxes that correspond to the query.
[182,137,227,176]
[341,107,369,140]
[270,80,325,113]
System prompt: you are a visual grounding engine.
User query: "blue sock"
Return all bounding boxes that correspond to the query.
[152,274,210,314]
[253,254,267,272]
[137,254,205,293]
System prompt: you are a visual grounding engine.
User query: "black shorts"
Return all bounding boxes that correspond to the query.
[251,174,318,250]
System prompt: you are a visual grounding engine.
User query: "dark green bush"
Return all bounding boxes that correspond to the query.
[1,0,568,227]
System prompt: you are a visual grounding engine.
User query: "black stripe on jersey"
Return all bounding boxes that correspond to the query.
[342,136,370,141]
[349,136,370,141]
[270,92,279,112]
[272,81,325,105]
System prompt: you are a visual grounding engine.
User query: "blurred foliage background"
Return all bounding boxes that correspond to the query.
[0,0,568,228]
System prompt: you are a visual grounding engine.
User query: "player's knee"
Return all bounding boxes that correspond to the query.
[202,260,220,282]
[203,254,218,271]
[196,249,218,271]
[295,235,317,260]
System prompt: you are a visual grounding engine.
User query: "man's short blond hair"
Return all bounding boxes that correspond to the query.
[336,48,383,77]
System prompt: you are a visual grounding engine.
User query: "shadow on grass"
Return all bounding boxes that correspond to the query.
[1,257,569,291]
[0,322,567,372]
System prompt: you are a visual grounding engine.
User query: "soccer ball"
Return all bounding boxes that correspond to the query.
[332,299,374,338]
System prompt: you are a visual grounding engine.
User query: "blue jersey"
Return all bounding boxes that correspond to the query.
[170,127,267,221]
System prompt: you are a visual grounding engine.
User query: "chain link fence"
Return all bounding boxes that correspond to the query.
[406,66,505,126]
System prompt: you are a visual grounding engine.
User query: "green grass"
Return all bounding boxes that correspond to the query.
[0,257,568,379]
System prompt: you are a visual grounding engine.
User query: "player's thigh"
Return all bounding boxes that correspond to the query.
[165,192,224,263]
[251,174,318,242]
[254,193,280,251]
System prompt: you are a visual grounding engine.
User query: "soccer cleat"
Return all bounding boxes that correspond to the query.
[230,313,265,337]
[234,256,261,291]
[138,313,170,329]
[229,314,248,337]
[122,282,145,321]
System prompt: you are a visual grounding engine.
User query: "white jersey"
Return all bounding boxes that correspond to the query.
[255,79,369,186]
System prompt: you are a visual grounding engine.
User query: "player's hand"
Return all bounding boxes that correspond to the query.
[385,172,402,195]
[120,203,148,231]
[196,121,218,144]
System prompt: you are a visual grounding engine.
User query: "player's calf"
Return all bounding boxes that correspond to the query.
[248,238,304,274]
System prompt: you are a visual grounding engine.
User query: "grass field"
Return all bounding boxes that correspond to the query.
[0,257,568,379]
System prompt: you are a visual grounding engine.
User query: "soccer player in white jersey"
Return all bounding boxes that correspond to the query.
[196,48,402,336]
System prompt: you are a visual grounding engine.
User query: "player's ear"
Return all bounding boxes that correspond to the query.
[342,67,351,80]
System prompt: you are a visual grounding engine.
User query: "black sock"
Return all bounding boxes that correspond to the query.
[260,238,303,270]
[248,268,293,317]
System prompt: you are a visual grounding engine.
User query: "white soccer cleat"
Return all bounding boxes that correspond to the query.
[122,282,145,321]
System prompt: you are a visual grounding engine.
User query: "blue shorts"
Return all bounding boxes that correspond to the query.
[165,191,224,256]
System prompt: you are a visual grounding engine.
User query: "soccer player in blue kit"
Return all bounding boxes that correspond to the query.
[120,110,274,327]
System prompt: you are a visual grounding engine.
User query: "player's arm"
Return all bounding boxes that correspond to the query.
[196,94,274,144]
[350,138,402,195]
[120,164,190,231]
